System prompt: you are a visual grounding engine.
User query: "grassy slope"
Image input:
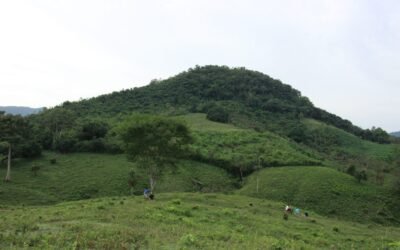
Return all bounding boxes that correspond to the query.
[1,193,400,249]
[181,114,321,167]
[238,166,399,224]
[304,119,394,161]
[0,152,235,206]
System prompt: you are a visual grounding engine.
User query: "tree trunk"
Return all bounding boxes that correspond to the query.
[149,175,156,193]
[256,176,259,193]
[4,144,11,182]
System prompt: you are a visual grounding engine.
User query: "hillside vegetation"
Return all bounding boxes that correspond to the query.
[238,166,399,224]
[0,152,235,206]
[1,193,400,249]
[50,65,389,143]
[1,65,400,248]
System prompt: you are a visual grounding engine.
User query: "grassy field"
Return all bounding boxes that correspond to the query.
[0,152,236,206]
[238,166,399,224]
[1,193,400,249]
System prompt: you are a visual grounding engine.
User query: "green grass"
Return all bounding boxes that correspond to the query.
[238,166,399,224]
[304,119,395,161]
[191,130,321,168]
[1,193,400,249]
[177,113,245,132]
[178,114,321,168]
[0,152,235,206]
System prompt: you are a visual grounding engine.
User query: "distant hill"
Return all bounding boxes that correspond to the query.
[0,106,43,116]
[54,65,388,143]
[391,131,400,137]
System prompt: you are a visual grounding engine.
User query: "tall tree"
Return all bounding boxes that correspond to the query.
[119,114,192,194]
[0,113,33,182]
[39,108,76,150]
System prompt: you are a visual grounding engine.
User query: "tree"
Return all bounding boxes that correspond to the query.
[206,105,229,123]
[39,108,76,150]
[77,120,108,140]
[346,165,356,176]
[0,113,37,182]
[119,115,192,194]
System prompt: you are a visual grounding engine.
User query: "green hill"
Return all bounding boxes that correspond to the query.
[238,166,399,224]
[1,193,400,249]
[51,65,384,142]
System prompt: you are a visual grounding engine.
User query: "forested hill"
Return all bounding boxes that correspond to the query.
[56,65,388,142]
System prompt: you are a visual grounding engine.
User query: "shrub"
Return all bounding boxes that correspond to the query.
[206,105,230,123]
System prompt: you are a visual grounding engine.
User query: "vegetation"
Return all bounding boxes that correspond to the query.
[36,65,387,144]
[118,114,193,193]
[1,193,400,249]
[238,166,399,224]
[1,65,400,248]
[0,152,235,206]
[0,112,41,182]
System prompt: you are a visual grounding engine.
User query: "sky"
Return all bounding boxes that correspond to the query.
[0,1,399,131]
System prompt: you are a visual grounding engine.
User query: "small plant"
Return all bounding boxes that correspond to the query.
[171,199,181,205]
[333,227,340,233]
[179,233,197,247]
[31,165,41,176]
[50,158,57,164]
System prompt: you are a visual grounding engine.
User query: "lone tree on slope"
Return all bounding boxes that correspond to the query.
[119,114,192,195]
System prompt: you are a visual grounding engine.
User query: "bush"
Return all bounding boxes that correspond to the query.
[206,105,230,123]
[75,139,106,153]
[55,133,77,153]
[78,121,108,140]
[17,141,42,158]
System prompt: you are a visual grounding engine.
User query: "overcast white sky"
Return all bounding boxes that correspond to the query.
[0,1,399,131]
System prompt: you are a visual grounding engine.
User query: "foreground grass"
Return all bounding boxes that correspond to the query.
[1,193,399,249]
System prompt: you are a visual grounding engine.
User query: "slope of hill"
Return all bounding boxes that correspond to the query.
[0,106,43,116]
[1,193,400,249]
[238,166,399,224]
[303,119,394,161]
[180,114,322,172]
